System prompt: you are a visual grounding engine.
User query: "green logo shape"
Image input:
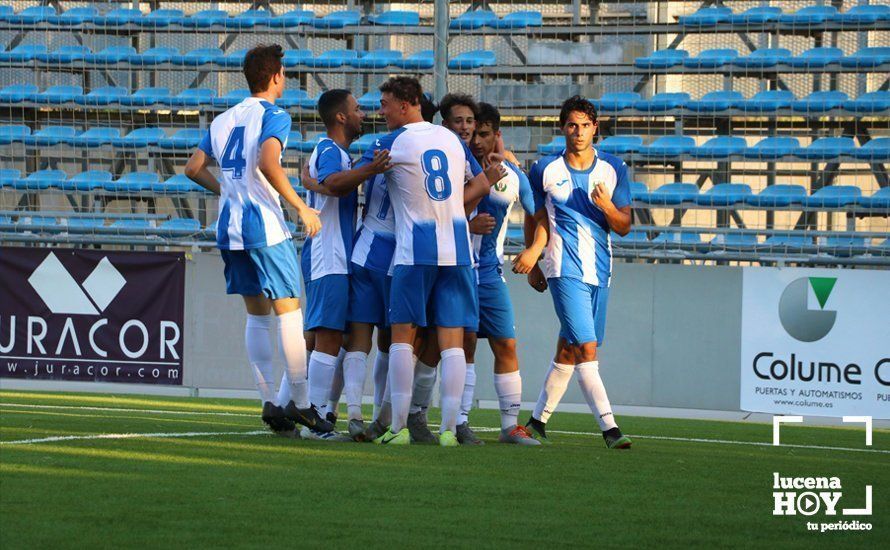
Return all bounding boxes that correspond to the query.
[809,277,837,309]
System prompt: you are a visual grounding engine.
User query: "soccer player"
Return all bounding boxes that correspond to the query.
[360,76,489,446]
[183,44,331,436]
[512,96,633,449]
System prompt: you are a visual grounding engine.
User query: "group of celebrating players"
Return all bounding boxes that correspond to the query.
[185,44,634,449]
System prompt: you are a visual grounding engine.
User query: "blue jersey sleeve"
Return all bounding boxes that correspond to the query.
[198,130,214,159]
[528,160,547,213]
[462,141,483,178]
[510,162,536,215]
[611,159,632,209]
[315,143,345,184]
[259,107,292,149]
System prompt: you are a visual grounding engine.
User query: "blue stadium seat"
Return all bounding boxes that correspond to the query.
[297,94,321,110]
[448,50,497,70]
[0,169,21,187]
[289,177,307,197]
[450,10,498,30]
[112,128,166,148]
[851,138,890,162]
[638,136,696,158]
[219,49,248,68]
[311,10,361,29]
[18,216,59,229]
[633,92,689,112]
[592,92,640,112]
[168,89,216,107]
[739,90,794,113]
[745,184,808,207]
[690,136,747,159]
[36,45,90,64]
[597,136,643,155]
[843,91,890,114]
[686,91,744,112]
[791,91,848,113]
[804,186,862,208]
[286,132,310,151]
[744,137,799,160]
[76,86,128,106]
[151,175,206,195]
[286,131,304,146]
[118,87,170,106]
[21,126,77,146]
[634,49,689,69]
[488,11,543,29]
[267,10,314,28]
[678,7,732,27]
[839,47,890,69]
[612,231,652,247]
[351,50,402,69]
[161,218,202,232]
[733,48,792,68]
[629,182,649,199]
[786,47,844,69]
[84,46,138,65]
[710,234,759,249]
[171,48,224,66]
[157,129,203,150]
[68,127,120,147]
[226,9,273,29]
[394,50,434,70]
[683,49,739,68]
[282,49,312,67]
[129,47,178,66]
[212,89,249,108]
[0,84,38,103]
[0,5,12,21]
[111,219,154,230]
[181,9,229,28]
[61,170,113,192]
[358,91,382,110]
[65,218,106,229]
[795,137,855,160]
[5,6,55,25]
[46,6,99,26]
[0,44,47,62]
[0,125,29,145]
[835,5,890,25]
[304,50,362,68]
[350,133,385,154]
[277,89,310,109]
[778,6,838,25]
[537,136,565,155]
[369,11,420,26]
[94,8,143,26]
[857,187,890,209]
[16,170,66,190]
[820,236,868,256]
[729,7,782,25]
[696,183,752,206]
[652,231,701,245]
[643,183,699,205]
[136,9,184,27]
[104,172,159,193]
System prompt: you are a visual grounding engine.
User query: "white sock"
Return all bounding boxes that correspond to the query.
[439,347,467,434]
[494,371,522,430]
[278,310,309,409]
[327,347,346,417]
[387,343,415,433]
[576,361,618,431]
[532,361,574,423]
[245,314,276,404]
[458,362,476,425]
[372,351,389,420]
[377,378,392,427]
[308,350,337,414]
[409,360,437,415]
[343,351,368,421]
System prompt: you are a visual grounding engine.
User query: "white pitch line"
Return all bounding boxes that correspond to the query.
[0,430,267,446]
[1,402,887,455]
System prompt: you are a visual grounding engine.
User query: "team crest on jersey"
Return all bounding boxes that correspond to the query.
[494,179,508,193]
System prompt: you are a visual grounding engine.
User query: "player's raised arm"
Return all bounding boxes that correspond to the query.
[259,137,321,237]
[591,160,633,237]
[184,132,221,195]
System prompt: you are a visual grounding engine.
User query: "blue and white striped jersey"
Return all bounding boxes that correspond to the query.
[351,173,396,274]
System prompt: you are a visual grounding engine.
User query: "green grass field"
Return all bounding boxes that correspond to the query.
[0,390,885,548]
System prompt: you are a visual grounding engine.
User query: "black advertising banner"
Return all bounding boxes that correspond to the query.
[0,247,185,385]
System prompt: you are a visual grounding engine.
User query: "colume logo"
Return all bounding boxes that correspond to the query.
[28,252,126,315]
[778,277,837,342]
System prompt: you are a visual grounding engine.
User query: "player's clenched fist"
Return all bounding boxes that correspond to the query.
[484,162,508,185]
[591,182,614,211]
[297,206,322,238]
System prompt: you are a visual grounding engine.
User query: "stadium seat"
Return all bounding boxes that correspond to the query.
[612,231,652,247]
[65,218,106,229]
[633,92,689,112]
[629,182,649,200]
[733,48,792,68]
[84,46,138,65]
[351,50,402,69]
[129,47,178,66]
[212,89,250,108]
[851,138,890,162]
[226,9,273,29]
[448,50,497,70]
[683,49,739,68]
[819,236,867,257]
[450,10,498,30]
[304,50,362,68]
[350,133,385,154]
[119,87,170,106]
[266,10,315,28]
[0,44,47,62]
[690,136,747,159]
[537,136,565,155]
[46,6,99,26]
[104,172,159,193]
[151,175,206,195]
[710,234,759,249]
[0,125,29,145]
[168,89,216,107]
[778,6,838,25]
[686,91,744,112]
[296,94,321,110]
[794,137,855,160]
[358,91,382,110]
[157,129,204,150]
[786,47,844,68]
[739,90,794,113]
[634,49,689,69]
[804,186,862,207]
[857,187,890,209]
[743,136,799,160]
[75,87,129,106]
[791,91,848,113]
[652,231,701,245]
[0,169,20,187]
[488,11,543,29]
[394,50,434,70]
[5,6,55,25]
[60,171,113,192]
[112,128,166,148]
[678,7,732,27]
[161,218,202,233]
[35,45,90,64]
[294,134,321,153]
[0,5,12,21]
[282,49,312,67]
[68,127,120,147]
[311,10,361,29]
[110,219,154,231]
[696,183,752,206]
[219,49,248,68]
[16,170,66,190]
[171,48,224,66]
[0,84,38,103]
[369,11,420,26]
[842,91,890,114]
[592,92,641,112]
[597,136,643,155]
[729,7,783,25]
[638,136,696,158]
[643,183,699,205]
[839,47,890,69]
[181,9,229,28]
[21,126,77,146]
[745,184,808,207]
[94,8,144,26]
[835,5,890,25]
[136,9,184,28]
[277,89,310,109]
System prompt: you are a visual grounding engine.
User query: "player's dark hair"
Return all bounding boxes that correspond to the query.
[317,89,352,126]
[475,102,500,132]
[559,95,598,127]
[420,93,438,123]
[379,76,422,106]
[243,44,284,94]
[439,93,479,121]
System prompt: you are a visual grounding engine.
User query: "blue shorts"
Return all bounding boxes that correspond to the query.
[390,265,479,329]
[305,274,350,331]
[477,280,515,340]
[221,240,301,300]
[548,277,609,346]
[348,264,391,328]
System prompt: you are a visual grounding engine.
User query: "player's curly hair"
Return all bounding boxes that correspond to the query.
[439,93,479,121]
[243,44,284,93]
[475,102,501,132]
[379,76,423,106]
[559,95,598,127]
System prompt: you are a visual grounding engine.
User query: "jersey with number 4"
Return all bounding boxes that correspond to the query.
[357,122,483,267]
[199,96,292,250]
